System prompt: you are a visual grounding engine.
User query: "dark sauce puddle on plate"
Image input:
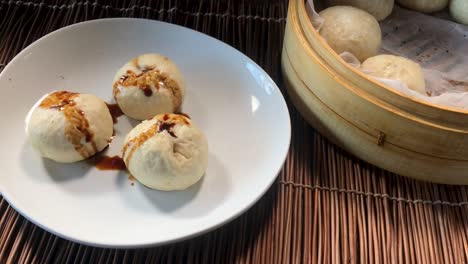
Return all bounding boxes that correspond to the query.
[93,155,126,171]
[106,103,124,124]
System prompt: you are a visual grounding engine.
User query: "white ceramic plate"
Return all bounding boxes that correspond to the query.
[0,18,290,247]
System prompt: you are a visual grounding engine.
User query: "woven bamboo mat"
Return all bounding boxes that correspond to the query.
[1,0,468,263]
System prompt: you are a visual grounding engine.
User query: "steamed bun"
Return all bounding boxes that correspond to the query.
[362,55,426,94]
[450,0,468,25]
[26,91,114,163]
[113,53,185,120]
[122,113,208,191]
[325,0,394,21]
[396,0,448,13]
[319,6,382,62]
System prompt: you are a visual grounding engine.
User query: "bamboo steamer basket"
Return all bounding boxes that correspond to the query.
[282,0,468,184]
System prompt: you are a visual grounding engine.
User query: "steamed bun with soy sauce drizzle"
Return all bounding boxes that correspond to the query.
[113,53,185,120]
[122,113,208,191]
[26,91,114,163]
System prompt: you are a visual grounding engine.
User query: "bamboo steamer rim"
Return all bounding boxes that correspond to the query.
[283,42,468,134]
[297,0,468,116]
[288,1,468,131]
[282,51,468,182]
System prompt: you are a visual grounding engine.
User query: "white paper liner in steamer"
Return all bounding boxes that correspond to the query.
[306,1,468,110]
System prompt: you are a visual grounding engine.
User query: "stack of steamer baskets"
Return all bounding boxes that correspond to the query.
[282,0,468,184]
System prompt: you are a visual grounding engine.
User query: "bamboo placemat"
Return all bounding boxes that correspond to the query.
[1,0,468,263]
